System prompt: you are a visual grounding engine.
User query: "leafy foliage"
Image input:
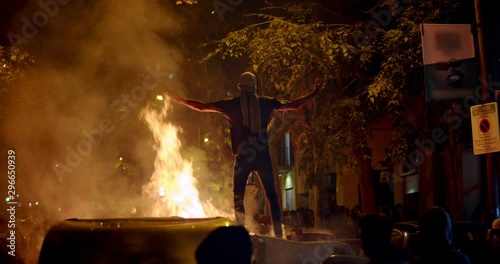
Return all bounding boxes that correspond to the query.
[0,45,35,123]
[366,0,466,162]
[201,2,369,187]
[175,0,198,5]
[200,0,470,189]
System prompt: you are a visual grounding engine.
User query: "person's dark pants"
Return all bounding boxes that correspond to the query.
[233,150,282,237]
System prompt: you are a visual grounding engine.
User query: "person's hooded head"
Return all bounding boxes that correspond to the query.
[490,218,500,249]
[238,72,257,94]
[237,72,261,133]
[419,206,453,251]
[195,226,253,264]
[358,214,393,258]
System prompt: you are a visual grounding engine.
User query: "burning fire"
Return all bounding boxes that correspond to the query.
[140,98,231,219]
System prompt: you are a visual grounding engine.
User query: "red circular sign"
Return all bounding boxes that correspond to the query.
[479,118,491,134]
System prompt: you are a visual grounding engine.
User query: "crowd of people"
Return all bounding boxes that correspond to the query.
[263,204,413,240]
[355,206,500,264]
[194,205,500,264]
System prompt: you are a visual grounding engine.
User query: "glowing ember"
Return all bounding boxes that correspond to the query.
[140,98,231,218]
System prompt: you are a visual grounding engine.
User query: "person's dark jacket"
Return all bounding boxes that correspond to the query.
[409,206,470,264]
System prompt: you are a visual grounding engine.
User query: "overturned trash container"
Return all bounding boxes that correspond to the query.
[38,217,237,264]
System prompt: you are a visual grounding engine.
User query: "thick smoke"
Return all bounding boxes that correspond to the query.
[0,1,197,261]
[0,0,268,262]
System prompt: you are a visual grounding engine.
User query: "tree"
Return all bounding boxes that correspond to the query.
[200,1,383,220]
[0,45,35,124]
[198,0,477,222]
[361,0,473,218]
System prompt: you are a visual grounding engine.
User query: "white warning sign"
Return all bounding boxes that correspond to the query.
[470,102,500,155]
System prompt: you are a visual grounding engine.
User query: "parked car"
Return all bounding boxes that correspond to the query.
[286,227,364,255]
[300,228,337,241]
[391,221,488,263]
[285,227,336,241]
[252,235,355,264]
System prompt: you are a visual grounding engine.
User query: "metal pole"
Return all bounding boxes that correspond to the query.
[474,0,499,217]
[495,156,500,217]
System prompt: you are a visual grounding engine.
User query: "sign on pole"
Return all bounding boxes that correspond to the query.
[421,24,477,102]
[470,102,500,155]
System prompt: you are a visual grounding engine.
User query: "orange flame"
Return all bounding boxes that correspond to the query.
[140,98,231,218]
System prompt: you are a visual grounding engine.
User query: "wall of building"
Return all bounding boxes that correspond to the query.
[339,166,360,208]
[462,149,482,221]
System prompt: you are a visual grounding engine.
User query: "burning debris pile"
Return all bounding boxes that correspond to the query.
[140,98,232,219]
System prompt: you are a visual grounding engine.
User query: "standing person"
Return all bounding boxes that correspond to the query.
[410,206,470,264]
[195,226,253,264]
[169,72,323,237]
[358,213,406,263]
[480,218,500,263]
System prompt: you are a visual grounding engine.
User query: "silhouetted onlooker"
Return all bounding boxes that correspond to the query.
[288,210,299,228]
[195,226,253,264]
[390,204,406,223]
[290,227,303,241]
[358,213,405,264]
[308,209,315,227]
[410,206,470,264]
[350,205,362,226]
[480,218,500,264]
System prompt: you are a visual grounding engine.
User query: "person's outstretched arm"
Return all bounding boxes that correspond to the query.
[278,79,324,111]
[168,94,218,113]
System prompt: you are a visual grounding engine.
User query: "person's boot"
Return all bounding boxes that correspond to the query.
[273,222,283,238]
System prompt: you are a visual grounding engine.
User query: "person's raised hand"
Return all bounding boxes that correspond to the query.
[165,90,182,103]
